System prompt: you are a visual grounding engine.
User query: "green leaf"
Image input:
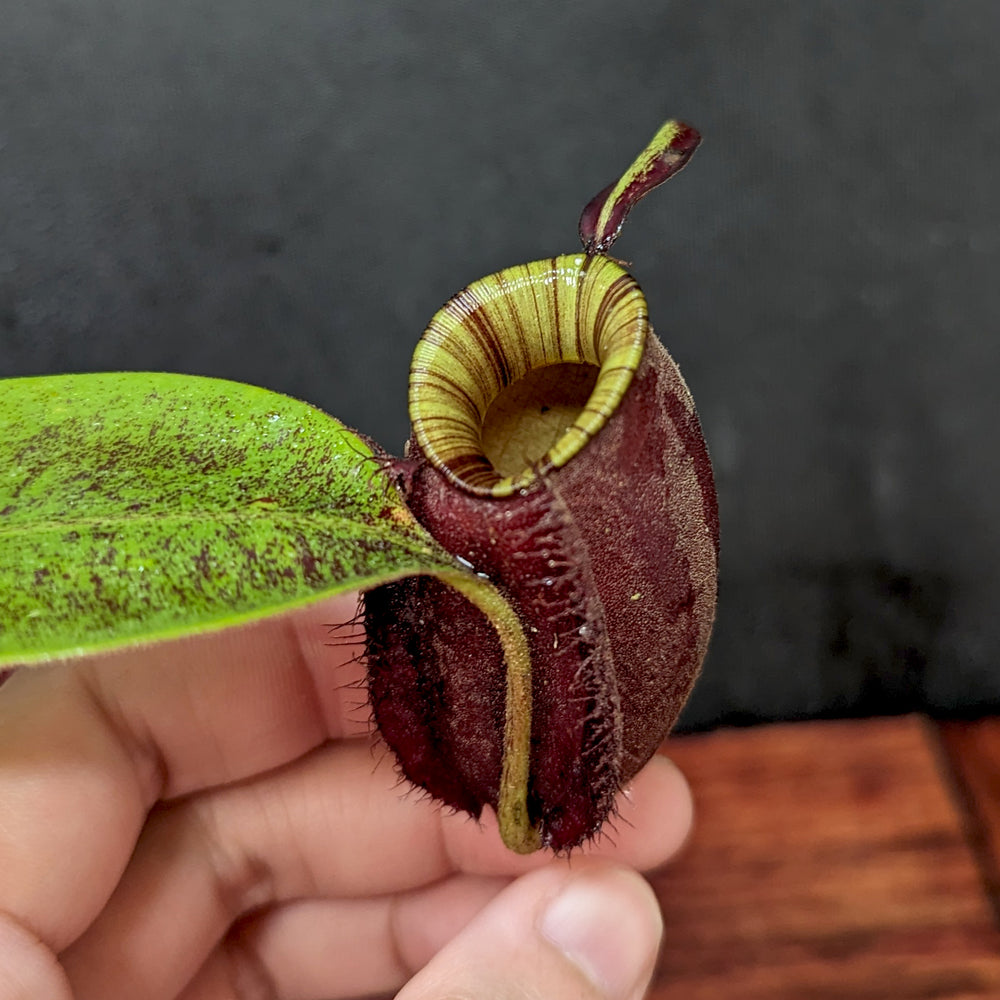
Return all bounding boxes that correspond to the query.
[0,372,469,666]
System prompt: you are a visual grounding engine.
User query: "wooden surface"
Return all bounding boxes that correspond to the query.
[647,716,1000,999]
[939,718,1000,913]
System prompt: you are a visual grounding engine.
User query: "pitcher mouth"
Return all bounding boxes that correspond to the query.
[408,254,648,497]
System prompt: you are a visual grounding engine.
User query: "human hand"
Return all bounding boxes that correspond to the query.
[0,594,692,1000]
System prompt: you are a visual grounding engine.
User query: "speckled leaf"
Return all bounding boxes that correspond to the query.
[0,372,474,666]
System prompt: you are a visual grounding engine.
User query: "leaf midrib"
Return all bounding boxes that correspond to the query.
[0,507,431,547]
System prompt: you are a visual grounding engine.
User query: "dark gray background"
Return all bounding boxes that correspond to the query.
[2,3,997,731]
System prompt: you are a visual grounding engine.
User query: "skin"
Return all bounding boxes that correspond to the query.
[0,593,693,1000]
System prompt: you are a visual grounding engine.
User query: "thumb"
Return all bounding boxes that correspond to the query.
[396,860,663,1000]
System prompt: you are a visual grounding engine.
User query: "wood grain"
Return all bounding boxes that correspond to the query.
[938,718,1000,913]
[647,716,1000,999]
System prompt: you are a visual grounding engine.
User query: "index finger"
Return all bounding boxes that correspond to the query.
[0,593,366,952]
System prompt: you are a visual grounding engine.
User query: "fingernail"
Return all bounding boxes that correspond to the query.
[539,868,662,1000]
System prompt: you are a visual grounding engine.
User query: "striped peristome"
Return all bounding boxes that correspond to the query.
[410,254,647,496]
